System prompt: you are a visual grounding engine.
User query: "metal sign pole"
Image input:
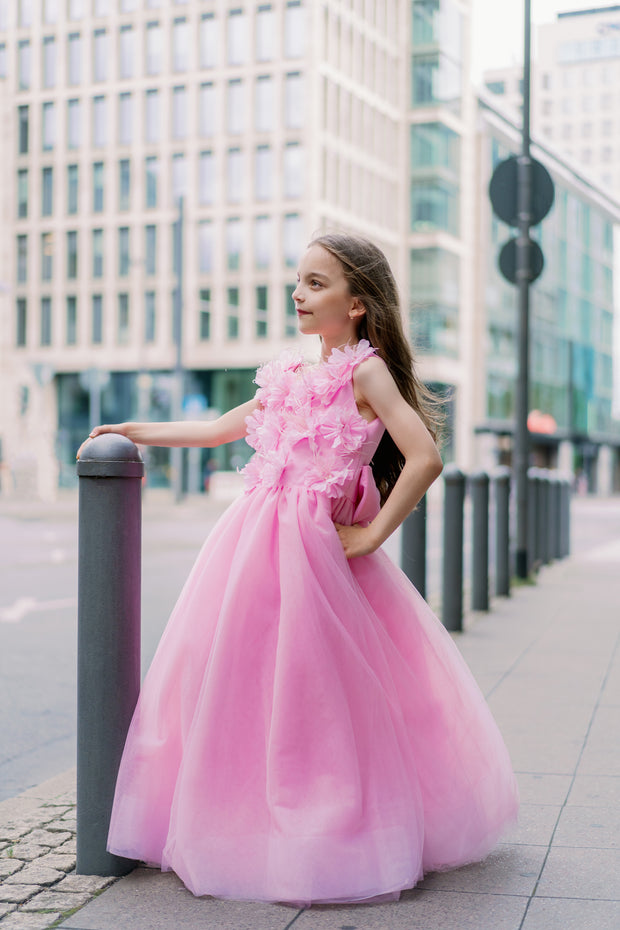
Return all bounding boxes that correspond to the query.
[514,0,532,578]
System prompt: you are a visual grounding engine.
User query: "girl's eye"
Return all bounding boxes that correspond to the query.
[310,280,322,288]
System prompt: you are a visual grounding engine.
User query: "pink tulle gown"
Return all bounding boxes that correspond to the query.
[107,341,519,905]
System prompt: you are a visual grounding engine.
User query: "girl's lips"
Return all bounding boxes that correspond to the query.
[296,308,311,315]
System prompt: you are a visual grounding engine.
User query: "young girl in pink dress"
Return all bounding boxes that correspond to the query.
[79,233,518,905]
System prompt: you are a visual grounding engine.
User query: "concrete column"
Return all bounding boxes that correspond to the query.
[596,444,613,497]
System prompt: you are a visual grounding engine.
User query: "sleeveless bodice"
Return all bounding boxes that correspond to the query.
[241,341,384,519]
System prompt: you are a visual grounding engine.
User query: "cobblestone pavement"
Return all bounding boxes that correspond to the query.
[0,773,113,930]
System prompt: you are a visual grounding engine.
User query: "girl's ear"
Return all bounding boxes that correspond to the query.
[349,298,366,320]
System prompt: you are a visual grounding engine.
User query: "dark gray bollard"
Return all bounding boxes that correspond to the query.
[549,473,561,560]
[470,471,490,611]
[442,465,465,632]
[539,471,550,565]
[560,477,571,558]
[527,467,539,574]
[76,434,144,876]
[401,494,426,598]
[494,467,511,597]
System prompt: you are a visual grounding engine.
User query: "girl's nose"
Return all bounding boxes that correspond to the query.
[292,283,301,301]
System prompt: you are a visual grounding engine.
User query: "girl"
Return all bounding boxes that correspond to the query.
[78,233,518,905]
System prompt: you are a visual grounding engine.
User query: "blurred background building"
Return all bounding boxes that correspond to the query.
[0,0,619,499]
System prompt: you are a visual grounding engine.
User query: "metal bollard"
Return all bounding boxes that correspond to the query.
[549,473,561,560]
[442,465,465,632]
[401,494,426,598]
[527,467,539,574]
[560,477,571,558]
[539,471,550,565]
[470,471,490,611]
[494,467,511,597]
[76,434,144,876]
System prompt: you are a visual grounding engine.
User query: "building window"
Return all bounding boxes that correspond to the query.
[227,79,245,134]
[171,153,186,201]
[40,297,52,347]
[254,215,271,269]
[120,0,137,10]
[67,231,78,279]
[198,151,215,205]
[199,288,211,340]
[17,235,28,284]
[67,99,81,149]
[411,180,459,236]
[145,225,157,275]
[17,169,28,218]
[255,75,274,132]
[198,220,214,273]
[283,213,302,267]
[16,298,27,347]
[227,286,239,339]
[412,54,461,113]
[227,9,247,65]
[92,294,103,344]
[42,102,56,151]
[69,0,83,19]
[172,17,189,71]
[68,32,81,84]
[68,164,79,214]
[283,143,303,197]
[119,25,135,79]
[410,247,460,357]
[18,40,31,90]
[411,122,460,173]
[284,1,305,58]
[118,93,133,146]
[172,86,188,139]
[226,217,242,271]
[256,5,275,61]
[145,156,158,207]
[19,0,33,27]
[43,0,57,22]
[227,148,243,202]
[66,296,77,345]
[199,13,217,68]
[199,83,216,137]
[145,89,160,143]
[42,167,53,216]
[92,228,103,278]
[18,106,29,154]
[93,28,107,81]
[118,227,130,276]
[0,43,5,80]
[92,96,106,147]
[43,36,56,88]
[117,294,129,344]
[255,145,272,200]
[284,72,303,128]
[119,159,130,210]
[41,233,53,281]
[255,285,268,338]
[92,162,104,212]
[284,283,297,337]
[144,291,156,343]
[146,21,162,75]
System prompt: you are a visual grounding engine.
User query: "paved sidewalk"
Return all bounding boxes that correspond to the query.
[1,531,619,929]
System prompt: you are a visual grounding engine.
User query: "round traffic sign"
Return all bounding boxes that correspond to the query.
[498,237,545,284]
[490,155,555,227]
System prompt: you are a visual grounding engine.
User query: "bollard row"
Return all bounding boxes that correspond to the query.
[400,466,571,631]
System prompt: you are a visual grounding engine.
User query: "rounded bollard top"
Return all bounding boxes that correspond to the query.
[77,433,145,478]
[469,469,490,485]
[492,465,511,481]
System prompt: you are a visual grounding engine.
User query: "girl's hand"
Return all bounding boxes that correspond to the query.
[334,522,379,559]
[76,424,123,460]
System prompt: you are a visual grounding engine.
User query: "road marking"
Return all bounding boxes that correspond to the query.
[0,597,77,624]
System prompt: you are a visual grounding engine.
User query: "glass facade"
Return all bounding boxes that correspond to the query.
[409,248,460,357]
[484,134,620,445]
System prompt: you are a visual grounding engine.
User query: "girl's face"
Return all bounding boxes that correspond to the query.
[292,245,364,346]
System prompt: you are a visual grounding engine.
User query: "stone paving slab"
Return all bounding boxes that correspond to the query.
[521,897,620,930]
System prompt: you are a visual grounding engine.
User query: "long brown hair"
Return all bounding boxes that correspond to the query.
[310,232,442,503]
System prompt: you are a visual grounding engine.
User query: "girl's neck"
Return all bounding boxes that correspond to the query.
[319,336,359,363]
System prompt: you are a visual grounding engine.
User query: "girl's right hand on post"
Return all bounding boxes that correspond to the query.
[76,424,121,460]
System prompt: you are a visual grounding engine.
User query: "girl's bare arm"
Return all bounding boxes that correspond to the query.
[335,357,443,559]
[76,398,260,459]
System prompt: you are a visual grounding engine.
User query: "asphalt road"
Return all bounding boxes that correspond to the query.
[0,487,618,802]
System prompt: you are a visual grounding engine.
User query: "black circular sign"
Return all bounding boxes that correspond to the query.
[490,155,555,228]
[498,237,545,284]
